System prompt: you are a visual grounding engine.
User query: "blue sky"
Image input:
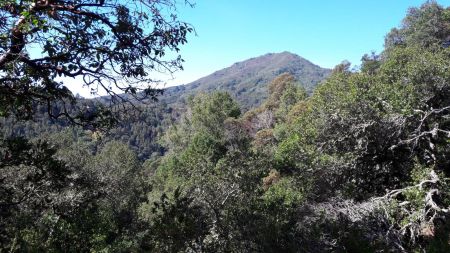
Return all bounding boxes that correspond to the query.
[163,0,449,86]
[69,0,449,97]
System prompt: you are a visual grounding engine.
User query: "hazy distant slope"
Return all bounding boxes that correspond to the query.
[162,51,331,109]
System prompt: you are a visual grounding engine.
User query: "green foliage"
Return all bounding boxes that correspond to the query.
[1,1,450,252]
[262,177,304,207]
[141,188,210,252]
[385,1,450,48]
[0,102,178,160]
[361,52,381,74]
[190,92,241,137]
[0,137,99,251]
[266,73,308,122]
[0,0,193,125]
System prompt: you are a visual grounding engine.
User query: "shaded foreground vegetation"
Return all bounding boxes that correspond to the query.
[1,1,450,252]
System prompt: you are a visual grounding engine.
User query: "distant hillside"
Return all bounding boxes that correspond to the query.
[1,52,331,160]
[162,51,331,109]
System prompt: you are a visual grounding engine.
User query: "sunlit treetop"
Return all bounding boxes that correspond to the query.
[385,1,450,49]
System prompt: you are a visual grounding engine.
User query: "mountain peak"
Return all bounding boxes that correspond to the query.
[261,51,306,60]
[164,52,331,109]
[234,51,304,64]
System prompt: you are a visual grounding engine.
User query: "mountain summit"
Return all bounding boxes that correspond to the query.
[163,52,331,109]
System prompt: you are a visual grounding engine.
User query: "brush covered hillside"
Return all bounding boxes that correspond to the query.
[162,52,331,109]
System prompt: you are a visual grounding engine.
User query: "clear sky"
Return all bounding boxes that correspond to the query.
[71,0,450,97]
[164,0,450,86]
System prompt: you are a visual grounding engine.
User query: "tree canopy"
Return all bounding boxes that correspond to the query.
[1,1,450,252]
[0,0,193,125]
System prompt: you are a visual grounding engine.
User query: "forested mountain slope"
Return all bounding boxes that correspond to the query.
[162,52,331,109]
[1,53,330,160]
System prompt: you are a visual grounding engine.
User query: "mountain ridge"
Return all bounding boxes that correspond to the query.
[161,51,331,109]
